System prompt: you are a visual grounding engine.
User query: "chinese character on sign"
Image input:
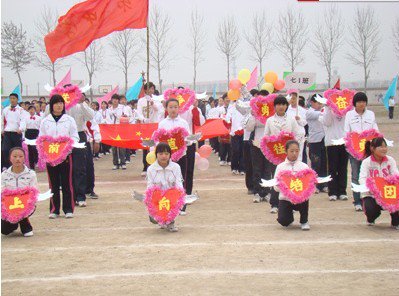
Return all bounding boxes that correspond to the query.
[383,185,397,199]
[302,78,309,84]
[359,139,366,152]
[261,104,270,116]
[176,95,185,106]
[290,178,303,192]
[158,197,171,211]
[336,96,348,110]
[273,143,285,155]
[290,77,297,83]
[48,143,60,154]
[167,138,178,150]
[62,93,71,103]
[9,197,25,210]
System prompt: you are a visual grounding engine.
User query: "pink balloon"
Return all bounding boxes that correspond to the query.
[196,157,209,171]
[274,79,286,91]
[198,144,212,158]
[229,79,242,90]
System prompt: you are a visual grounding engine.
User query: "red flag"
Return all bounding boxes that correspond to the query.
[333,79,341,90]
[99,123,157,149]
[45,0,148,63]
[194,119,230,141]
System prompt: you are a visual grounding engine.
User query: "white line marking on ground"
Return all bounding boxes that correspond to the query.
[3,238,398,253]
[3,268,399,283]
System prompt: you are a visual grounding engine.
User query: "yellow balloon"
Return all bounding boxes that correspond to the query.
[261,82,274,94]
[264,71,278,84]
[238,69,251,84]
[146,151,156,165]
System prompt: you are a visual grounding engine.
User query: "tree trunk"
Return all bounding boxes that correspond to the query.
[364,66,367,93]
[52,63,56,86]
[89,74,93,101]
[158,63,162,93]
[259,59,263,86]
[124,70,128,95]
[227,56,230,85]
[17,71,23,94]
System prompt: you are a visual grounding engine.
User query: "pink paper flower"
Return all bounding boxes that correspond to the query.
[164,88,196,114]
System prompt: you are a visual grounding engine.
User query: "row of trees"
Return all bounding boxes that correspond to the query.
[2,5,399,96]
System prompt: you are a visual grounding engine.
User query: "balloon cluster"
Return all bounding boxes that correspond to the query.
[261,71,286,94]
[195,144,212,171]
[227,69,251,101]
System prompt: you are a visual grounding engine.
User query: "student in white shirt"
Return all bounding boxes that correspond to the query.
[388,96,395,119]
[39,95,79,219]
[1,93,26,169]
[226,101,244,175]
[344,92,378,211]
[218,94,232,166]
[275,140,311,231]
[99,101,111,155]
[25,105,42,169]
[206,97,220,154]
[146,143,184,232]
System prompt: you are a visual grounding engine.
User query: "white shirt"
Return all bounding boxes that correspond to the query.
[180,106,206,135]
[93,110,103,125]
[344,109,378,133]
[1,165,38,189]
[264,113,305,141]
[207,107,220,119]
[25,114,42,130]
[39,113,79,143]
[319,106,346,146]
[244,115,265,142]
[287,105,307,128]
[306,107,325,143]
[106,104,131,124]
[1,105,27,133]
[389,98,395,107]
[85,119,102,143]
[146,160,183,190]
[136,95,162,123]
[100,109,110,124]
[225,104,244,136]
[158,115,190,134]
[67,102,95,132]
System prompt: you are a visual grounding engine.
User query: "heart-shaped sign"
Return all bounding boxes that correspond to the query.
[260,131,295,165]
[324,89,355,117]
[50,84,82,111]
[366,175,399,213]
[144,186,186,225]
[164,88,196,114]
[276,169,318,204]
[1,186,39,224]
[152,127,189,161]
[36,135,74,166]
[344,129,383,160]
[250,94,276,124]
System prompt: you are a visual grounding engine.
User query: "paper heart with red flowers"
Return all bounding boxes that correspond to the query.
[276,169,318,204]
[152,127,189,161]
[344,129,383,160]
[164,88,196,114]
[36,135,74,166]
[50,84,82,111]
[366,175,399,213]
[250,94,277,124]
[1,187,39,223]
[260,131,295,165]
[323,88,355,117]
[144,186,186,225]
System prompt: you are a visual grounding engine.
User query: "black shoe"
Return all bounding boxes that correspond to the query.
[88,192,99,199]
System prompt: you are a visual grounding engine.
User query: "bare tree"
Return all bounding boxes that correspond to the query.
[347,6,380,92]
[189,8,206,91]
[148,6,173,93]
[1,21,34,93]
[244,11,274,83]
[276,8,308,72]
[110,30,142,93]
[216,16,240,84]
[312,5,344,88]
[78,41,104,99]
[393,17,399,60]
[34,6,62,86]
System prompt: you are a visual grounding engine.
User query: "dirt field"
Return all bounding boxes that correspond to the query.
[2,107,399,296]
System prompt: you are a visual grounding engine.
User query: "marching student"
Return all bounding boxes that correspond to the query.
[226,100,245,175]
[67,91,95,207]
[146,143,184,232]
[1,93,26,169]
[85,119,101,199]
[206,97,221,154]
[39,95,79,219]
[119,95,136,163]
[1,147,38,237]
[25,105,42,169]
[158,98,191,215]
[360,137,399,229]
[320,100,349,202]
[275,140,311,231]
[264,95,305,213]
[99,101,111,155]
[344,92,378,211]
[305,95,328,193]
[218,93,232,166]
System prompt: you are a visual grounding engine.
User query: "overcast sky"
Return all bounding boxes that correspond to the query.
[1,0,399,95]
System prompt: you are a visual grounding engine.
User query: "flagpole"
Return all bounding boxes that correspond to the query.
[146,0,150,119]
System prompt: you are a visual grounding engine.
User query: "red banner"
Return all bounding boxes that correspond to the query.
[194,119,230,141]
[99,123,157,150]
[45,0,148,62]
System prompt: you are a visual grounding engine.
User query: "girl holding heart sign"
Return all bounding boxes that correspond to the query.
[359,137,399,230]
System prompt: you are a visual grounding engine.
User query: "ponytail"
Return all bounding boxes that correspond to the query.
[364,140,372,158]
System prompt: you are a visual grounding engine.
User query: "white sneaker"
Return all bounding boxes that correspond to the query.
[125,160,130,164]
[219,161,226,166]
[240,171,245,175]
[339,195,348,201]
[23,231,34,237]
[329,195,338,201]
[232,170,239,175]
[48,213,58,219]
[367,222,375,226]
[270,207,278,214]
[65,212,74,218]
[141,171,147,177]
[264,193,271,203]
[301,223,310,231]
[121,165,127,170]
[355,204,363,212]
[159,224,167,229]
[393,225,399,230]
[253,194,261,203]
[179,210,187,216]
[78,201,87,207]
[227,162,231,166]
[112,165,118,170]
[167,223,178,232]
